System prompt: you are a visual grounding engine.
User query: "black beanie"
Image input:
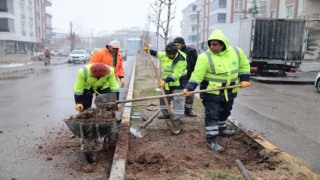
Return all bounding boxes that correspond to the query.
[173,37,185,44]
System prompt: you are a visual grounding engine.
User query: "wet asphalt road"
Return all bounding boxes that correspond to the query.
[0,57,134,179]
[233,81,320,173]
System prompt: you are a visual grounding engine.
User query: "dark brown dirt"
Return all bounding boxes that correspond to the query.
[125,112,272,179]
[34,107,118,179]
[66,108,115,122]
[34,127,115,179]
[123,56,297,179]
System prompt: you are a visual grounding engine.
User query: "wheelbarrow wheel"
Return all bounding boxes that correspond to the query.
[85,153,96,164]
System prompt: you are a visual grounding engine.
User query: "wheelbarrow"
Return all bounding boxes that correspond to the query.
[64,110,117,163]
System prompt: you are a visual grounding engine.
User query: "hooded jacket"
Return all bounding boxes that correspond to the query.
[185,29,250,101]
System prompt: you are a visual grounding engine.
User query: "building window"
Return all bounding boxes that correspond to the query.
[0,0,8,12]
[188,35,197,43]
[0,18,14,32]
[211,0,227,10]
[192,4,197,11]
[21,22,26,35]
[234,0,244,11]
[218,13,226,23]
[210,13,226,24]
[286,5,294,19]
[260,0,267,6]
[270,10,276,18]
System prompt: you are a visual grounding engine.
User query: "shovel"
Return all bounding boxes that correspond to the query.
[94,85,241,107]
[146,51,182,134]
[130,109,161,138]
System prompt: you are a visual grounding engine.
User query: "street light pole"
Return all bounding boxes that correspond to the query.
[196,10,200,53]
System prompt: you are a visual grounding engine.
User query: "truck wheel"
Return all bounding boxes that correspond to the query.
[317,79,320,93]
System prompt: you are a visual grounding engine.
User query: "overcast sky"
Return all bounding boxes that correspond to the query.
[48,0,196,36]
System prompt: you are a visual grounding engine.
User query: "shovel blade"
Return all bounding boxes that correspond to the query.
[166,117,182,134]
[95,93,117,109]
[130,125,148,138]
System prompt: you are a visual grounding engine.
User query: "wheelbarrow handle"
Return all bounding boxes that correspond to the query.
[116,85,241,104]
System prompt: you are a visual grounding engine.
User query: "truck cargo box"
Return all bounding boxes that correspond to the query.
[252,19,305,60]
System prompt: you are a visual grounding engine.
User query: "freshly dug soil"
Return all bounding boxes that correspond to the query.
[123,55,319,179]
[125,112,271,179]
[66,108,115,122]
[35,127,115,179]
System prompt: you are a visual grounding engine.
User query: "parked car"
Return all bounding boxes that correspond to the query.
[315,72,320,92]
[120,49,127,60]
[68,50,91,63]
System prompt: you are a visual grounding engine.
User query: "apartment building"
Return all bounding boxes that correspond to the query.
[182,0,320,54]
[180,1,199,49]
[0,0,52,63]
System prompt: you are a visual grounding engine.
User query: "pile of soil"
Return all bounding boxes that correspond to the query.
[66,108,115,122]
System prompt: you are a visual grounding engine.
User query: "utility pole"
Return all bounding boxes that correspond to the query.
[196,10,200,53]
[91,29,93,49]
[70,22,75,51]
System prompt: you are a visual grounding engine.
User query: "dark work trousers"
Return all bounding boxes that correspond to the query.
[184,94,195,113]
[159,88,185,119]
[179,75,194,113]
[202,97,234,143]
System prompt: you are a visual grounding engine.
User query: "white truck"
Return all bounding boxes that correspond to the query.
[219,18,307,77]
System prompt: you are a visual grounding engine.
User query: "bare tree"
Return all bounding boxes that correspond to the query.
[148,0,164,50]
[149,0,177,47]
[248,0,259,18]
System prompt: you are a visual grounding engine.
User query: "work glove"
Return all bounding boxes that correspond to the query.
[75,103,83,111]
[240,81,250,88]
[120,78,125,88]
[183,89,192,96]
[158,80,165,88]
[143,43,150,53]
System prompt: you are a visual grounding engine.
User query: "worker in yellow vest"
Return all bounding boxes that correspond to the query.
[184,29,250,152]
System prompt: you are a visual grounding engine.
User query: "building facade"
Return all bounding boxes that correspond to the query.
[180,1,199,49]
[0,0,52,63]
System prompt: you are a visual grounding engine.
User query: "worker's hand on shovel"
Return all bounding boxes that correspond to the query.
[120,78,125,88]
[240,81,250,88]
[158,80,165,88]
[143,43,150,53]
[75,103,83,111]
[183,89,192,96]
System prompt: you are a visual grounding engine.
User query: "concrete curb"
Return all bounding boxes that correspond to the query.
[109,57,136,180]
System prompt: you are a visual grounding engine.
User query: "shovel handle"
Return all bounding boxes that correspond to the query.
[142,109,161,128]
[147,52,174,116]
[116,85,241,104]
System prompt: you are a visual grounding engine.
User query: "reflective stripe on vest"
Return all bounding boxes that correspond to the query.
[204,47,240,83]
[205,47,240,75]
[82,67,87,82]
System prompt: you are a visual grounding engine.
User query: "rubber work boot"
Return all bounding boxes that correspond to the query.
[184,109,197,117]
[158,115,170,119]
[207,141,224,152]
[219,128,236,137]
